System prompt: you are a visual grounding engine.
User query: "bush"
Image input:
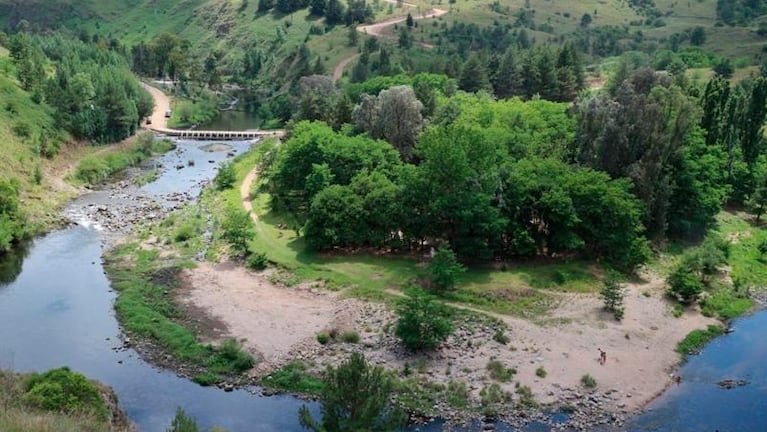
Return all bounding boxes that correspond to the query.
[423,245,465,294]
[492,328,510,345]
[479,383,512,418]
[516,385,537,408]
[395,291,453,351]
[340,331,361,343]
[173,223,197,243]
[316,332,330,345]
[299,353,406,430]
[667,265,705,303]
[581,374,597,389]
[205,338,255,373]
[215,162,237,190]
[167,408,200,432]
[22,367,108,420]
[600,273,625,321]
[535,366,547,378]
[220,207,254,257]
[486,359,516,382]
[246,252,268,270]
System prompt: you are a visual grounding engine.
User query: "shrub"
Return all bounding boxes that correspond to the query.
[206,338,254,373]
[298,353,406,430]
[192,373,218,387]
[173,223,197,243]
[600,273,625,321]
[167,408,201,432]
[22,367,108,420]
[423,245,465,294]
[667,265,705,303]
[316,332,330,345]
[479,383,512,418]
[486,359,515,382]
[535,366,547,378]
[445,380,469,409]
[581,374,597,389]
[395,291,453,351]
[246,252,268,270]
[215,162,237,190]
[340,331,361,343]
[220,207,254,257]
[267,361,324,394]
[516,385,537,408]
[492,328,510,345]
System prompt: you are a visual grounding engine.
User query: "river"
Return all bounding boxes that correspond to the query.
[0,138,765,432]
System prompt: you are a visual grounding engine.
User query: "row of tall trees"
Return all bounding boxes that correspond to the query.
[9,32,153,144]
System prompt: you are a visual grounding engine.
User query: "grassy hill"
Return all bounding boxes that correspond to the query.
[2,0,765,82]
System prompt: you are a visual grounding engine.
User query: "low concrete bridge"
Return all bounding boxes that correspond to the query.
[147,127,285,141]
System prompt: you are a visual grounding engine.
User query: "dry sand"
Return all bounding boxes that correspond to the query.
[177,261,716,415]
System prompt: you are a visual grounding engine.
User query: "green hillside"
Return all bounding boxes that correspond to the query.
[2,0,765,85]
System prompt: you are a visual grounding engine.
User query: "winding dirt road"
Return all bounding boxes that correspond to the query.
[332,8,448,82]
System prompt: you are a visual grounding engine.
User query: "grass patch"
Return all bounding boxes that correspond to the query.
[676,324,726,358]
[263,361,324,394]
[700,290,754,320]
[581,374,597,389]
[105,244,255,383]
[486,359,516,383]
[72,134,175,185]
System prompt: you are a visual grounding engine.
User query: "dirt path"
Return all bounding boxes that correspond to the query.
[241,168,259,223]
[140,82,170,130]
[332,8,448,82]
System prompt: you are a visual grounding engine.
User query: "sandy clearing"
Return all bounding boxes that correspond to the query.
[178,262,356,373]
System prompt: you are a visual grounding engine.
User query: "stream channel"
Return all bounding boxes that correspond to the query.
[0,137,765,431]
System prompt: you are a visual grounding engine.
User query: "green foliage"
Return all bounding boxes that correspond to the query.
[479,383,512,418]
[580,374,597,389]
[423,245,465,293]
[486,360,515,382]
[0,179,27,252]
[515,385,537,408]
[535,367,547,378]
[700,290,754,320]
[395,292,454,351]
[74,133,173,184]
[667,235,730,304]
[600,274,625,321]
[667,264,706,304]
[298,353,406,432]
[245,252,268,270]
[167,408,200,432]
[340,331,360,344]
[492,328,509,345]
[676,325,725,358]
[215,162,237,191]
[266,361,325,394]
[316,332,330,345]
[22,367,108,421]
[220,206,255,257]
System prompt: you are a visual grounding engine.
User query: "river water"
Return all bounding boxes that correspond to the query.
[0,138,766,432]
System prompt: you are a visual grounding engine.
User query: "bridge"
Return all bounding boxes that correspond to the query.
[146,126,285,141]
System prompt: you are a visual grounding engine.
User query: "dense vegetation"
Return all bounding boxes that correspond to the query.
[0,368,130,432]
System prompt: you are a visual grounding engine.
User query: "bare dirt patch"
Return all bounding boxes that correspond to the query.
[176,262,359,374]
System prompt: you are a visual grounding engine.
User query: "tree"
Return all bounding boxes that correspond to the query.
[325,0,345,25]
[298,353,406,432]
[310,0,327,16]
[167,408,200,432]
[458,54,491,93]
[406,13,414,29]
[374,86,424,159]
[493,48,522,99]
[347,26,358,46]
[600,274,625,321]
[395,292,454,351]
[690,26,706,46]
[423,245,465,293]
[221,206,255,257]
[215,162,237,190]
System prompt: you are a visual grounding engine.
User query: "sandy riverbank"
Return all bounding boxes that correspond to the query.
[175,260,716,424]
